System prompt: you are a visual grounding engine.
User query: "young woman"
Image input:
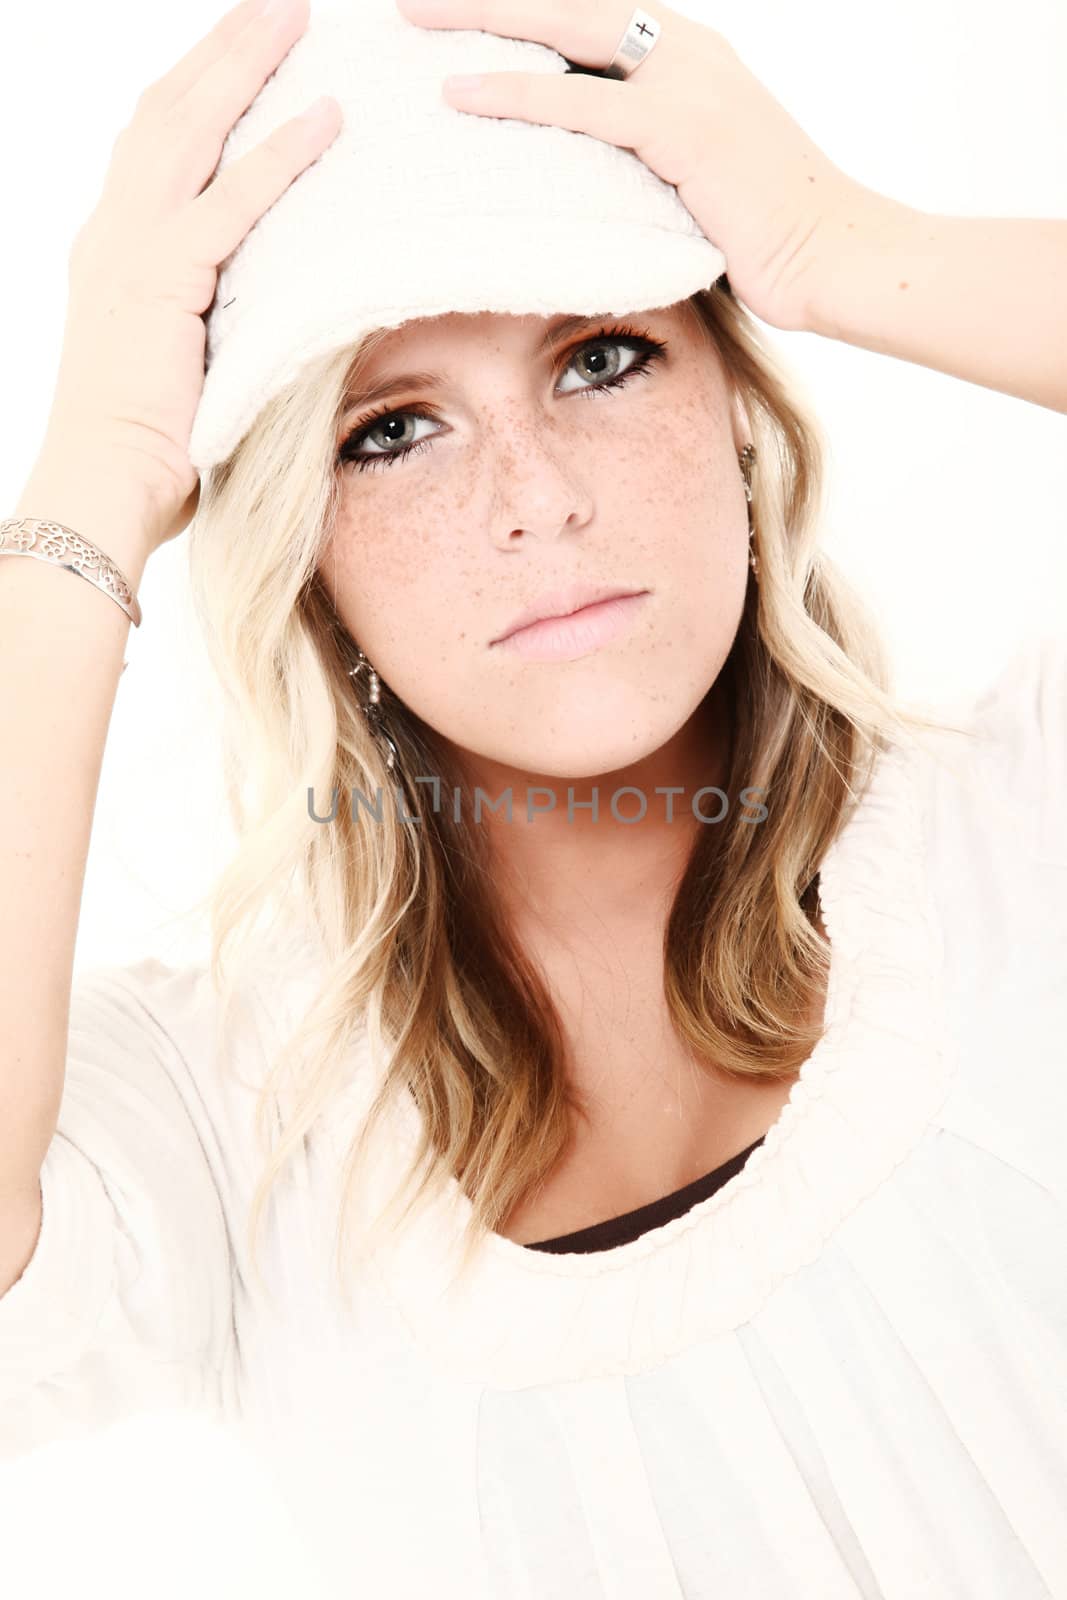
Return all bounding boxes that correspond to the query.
[1,0,1064,1594]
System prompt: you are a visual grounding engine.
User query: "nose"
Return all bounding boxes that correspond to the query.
[484,413,596,549]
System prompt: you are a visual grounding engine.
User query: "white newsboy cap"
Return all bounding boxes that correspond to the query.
[187,0,728,475]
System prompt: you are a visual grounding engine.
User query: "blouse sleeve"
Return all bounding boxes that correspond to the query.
[0,959,241,1461]
[919,631,1067,872]
[965,631,1067,865]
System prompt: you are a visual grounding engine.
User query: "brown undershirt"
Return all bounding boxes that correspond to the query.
[522,1133,767,1253]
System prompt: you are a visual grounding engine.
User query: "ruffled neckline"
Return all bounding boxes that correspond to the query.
[344,733,959,1389]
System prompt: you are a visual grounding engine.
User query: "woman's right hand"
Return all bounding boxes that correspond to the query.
[41,0,341,552]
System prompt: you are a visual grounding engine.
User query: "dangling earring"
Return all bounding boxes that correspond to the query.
[347,647,401,773]
[738,443,759,579]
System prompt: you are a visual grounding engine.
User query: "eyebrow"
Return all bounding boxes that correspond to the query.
[340,313,636,415]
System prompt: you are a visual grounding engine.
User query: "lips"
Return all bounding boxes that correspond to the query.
[491,583,649,645]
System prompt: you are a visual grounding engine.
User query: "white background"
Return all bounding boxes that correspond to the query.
[1,0,1065,1594]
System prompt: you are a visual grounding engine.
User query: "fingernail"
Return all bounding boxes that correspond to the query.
[299,95,335,125]
[443,74,485,93]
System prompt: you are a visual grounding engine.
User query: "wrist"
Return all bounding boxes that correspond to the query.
[12,445,167,593]
[799,186,929,343]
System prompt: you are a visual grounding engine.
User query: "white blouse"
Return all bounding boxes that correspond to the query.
[2,634,1066,1600]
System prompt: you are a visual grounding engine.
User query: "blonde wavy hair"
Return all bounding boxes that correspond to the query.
[185,281,972,1306]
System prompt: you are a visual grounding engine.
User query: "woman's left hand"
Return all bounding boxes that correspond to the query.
[395,0,889,333]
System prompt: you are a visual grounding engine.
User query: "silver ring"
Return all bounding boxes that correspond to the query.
[603,8,662,80]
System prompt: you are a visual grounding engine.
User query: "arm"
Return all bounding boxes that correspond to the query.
[803,196,1067,415]
[0,455,240,1457]
[0,449,153,1293]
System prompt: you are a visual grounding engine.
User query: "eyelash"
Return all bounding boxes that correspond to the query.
[336,322,668,474]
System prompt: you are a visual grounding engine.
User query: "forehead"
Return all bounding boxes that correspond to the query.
[361,302,694,362]
[337,305,705,414]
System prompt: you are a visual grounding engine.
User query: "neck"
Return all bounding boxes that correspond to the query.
[460,681,732,941]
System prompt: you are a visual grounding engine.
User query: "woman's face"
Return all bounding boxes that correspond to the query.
[317,300,751,786]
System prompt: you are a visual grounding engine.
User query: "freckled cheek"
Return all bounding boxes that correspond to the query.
[330,499,451,601]
[602,403,742,561]
[325,502,481,667]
